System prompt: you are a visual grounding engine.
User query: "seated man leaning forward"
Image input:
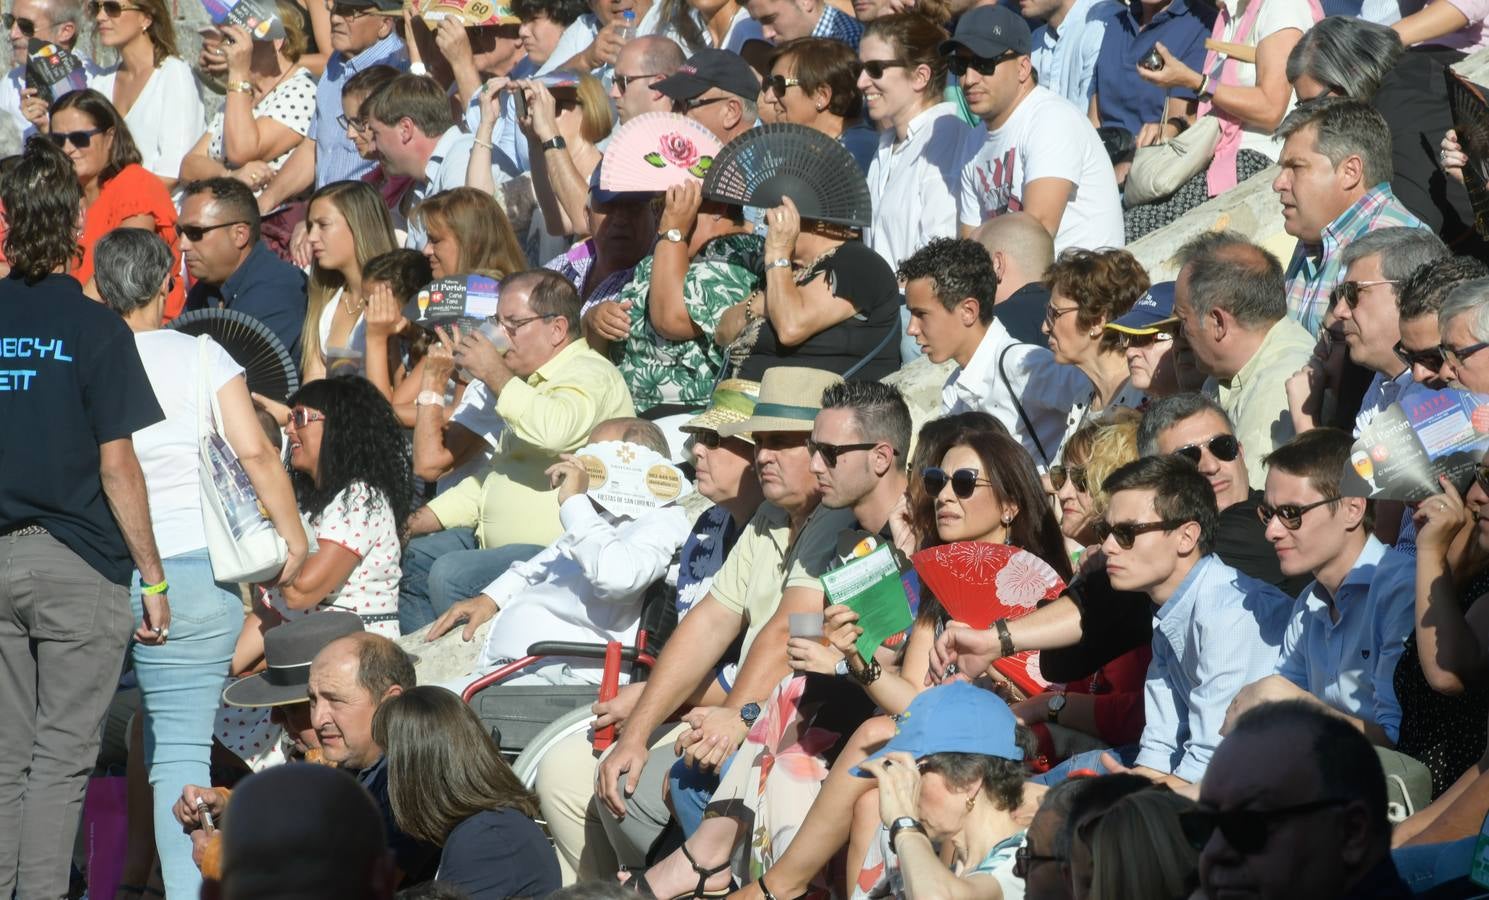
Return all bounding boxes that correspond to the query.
[424,417,692,690]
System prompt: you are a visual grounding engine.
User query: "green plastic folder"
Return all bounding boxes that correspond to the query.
[820,544,913,662]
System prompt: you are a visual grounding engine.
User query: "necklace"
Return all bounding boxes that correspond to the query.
[340,289,366,318]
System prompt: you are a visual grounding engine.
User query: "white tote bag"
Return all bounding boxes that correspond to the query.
[195,335,290,583]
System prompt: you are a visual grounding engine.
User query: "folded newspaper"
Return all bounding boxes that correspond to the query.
[1344,384,1489,501]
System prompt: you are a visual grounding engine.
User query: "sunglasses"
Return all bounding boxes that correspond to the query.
[676,94,729,113]
[88,0,143,16]
[1173,433,1240,465]
[178,220,247,242]
[1012,844,1062,880]
[1336,279,1399,310]
[764,74,801,99]
[1476,463,1489,496]
[694,430,723,449]
[613,71,658,93]
[3,13,37,35]
[946,52,1017,77]
[1179,798,1349,854]
[47,127,104,149]
[808,438,880,468]
[1256,496,1338,530]
[290,407,326,428]
[1393,340,1445,371]
[1092,518,1184,549]
[859,58,908,79]
[1117,330,1174,350]
[1443,338,1489,365]
[1049,464,1087,492]
[922,466,993,499]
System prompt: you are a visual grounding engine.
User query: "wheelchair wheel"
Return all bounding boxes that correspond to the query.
[511,705,595,789]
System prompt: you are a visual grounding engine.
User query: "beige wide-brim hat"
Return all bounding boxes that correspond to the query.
[680,378,762,441]
[717,367,844,438]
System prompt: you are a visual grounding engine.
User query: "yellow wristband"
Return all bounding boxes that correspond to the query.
[141,579,169,595]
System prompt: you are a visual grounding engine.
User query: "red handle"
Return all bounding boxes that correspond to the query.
[592,641,623,750]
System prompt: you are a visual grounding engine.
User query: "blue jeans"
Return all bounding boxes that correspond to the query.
[129,550,241,900]
[668,752,732,837]
[1031,744,1142,785]
[398,528,543,633]
[1393,837,1476,894]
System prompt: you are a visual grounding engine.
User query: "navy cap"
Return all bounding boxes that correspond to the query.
[653,48,761,103]
[853,682,1023,776]
[1107,282,1177,334]
[939,5,1032,60]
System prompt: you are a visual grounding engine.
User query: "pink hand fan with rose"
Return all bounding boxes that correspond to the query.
[600,112,721,193]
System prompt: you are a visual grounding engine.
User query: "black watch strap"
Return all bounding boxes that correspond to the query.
[541,136,567,151]
[889,816,925,846]
[994,618,1015,657]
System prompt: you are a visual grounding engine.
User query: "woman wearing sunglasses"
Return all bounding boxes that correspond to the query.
[759,38,877,173]
[179,3,317,199]
[86,0,203,192]
[93,228,308,900]
[49,88,185,318]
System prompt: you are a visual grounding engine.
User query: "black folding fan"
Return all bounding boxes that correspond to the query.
[702,124,872,228]
[169,308,300,402]
[1446,67,1489,240]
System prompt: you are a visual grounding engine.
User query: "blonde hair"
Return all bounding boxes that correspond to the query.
[301,180,397,374]
[414,188,525,278]
[1087,790,1199,900]
[573,73,613,145]
[1083,409,1140,516]
[274,0,307,63]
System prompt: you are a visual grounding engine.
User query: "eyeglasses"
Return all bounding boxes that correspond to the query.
[763,74,802,99]
[326,0,371,16]
[1117,330,1174,350]
[1179,798,1350,854]
[1092,518,1184,550]
[1442,338,1489,366]
[922,466,994,499]
[946,52,1017,77]
[613,71,659,93]
[1257,496,1338,530]
[290,407,327,428]
[1172,433,1240,465]
[498,312,556,335]
[178,220,247,242]
[47,127,104,149]
[1393,340,1445,371]
[1012,844,1063,880]
[337,113,369,132]
[808,439,880,468]
[676,94,729,113]
[1476,462,1489,496]
[692,430,723,449]
[87,0,143,16]
[1336,279,1400,310]
[859,58,908,79]
[1044,304,1079,327]
[3,13,37,36]
[1049,464,1087,493]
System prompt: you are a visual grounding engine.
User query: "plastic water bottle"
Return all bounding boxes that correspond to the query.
[617,9,636,41]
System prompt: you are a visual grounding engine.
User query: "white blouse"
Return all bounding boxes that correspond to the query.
[90,56,205,183]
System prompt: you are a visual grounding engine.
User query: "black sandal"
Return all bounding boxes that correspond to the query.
[623,842,732,900]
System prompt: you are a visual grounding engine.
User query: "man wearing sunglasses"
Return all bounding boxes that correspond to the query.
[1195,701,1413,899]
[609,35,685,123]
[0,0,91,139]
[947,6,1123,254]
[1222,429,1415,756]
[1396,255,1487,394]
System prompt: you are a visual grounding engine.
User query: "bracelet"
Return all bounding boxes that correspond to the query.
[1195,72,1209,96]
[767,257,792,270]
[994,618,1015,657]
[850,656,882,686]
[416,390,446,408]
[472,137,494,150]
[140,578,169,595]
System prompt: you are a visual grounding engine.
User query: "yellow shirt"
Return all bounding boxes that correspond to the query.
[709,501,857,664]
[1206,317,1315,489]
[427,339,635,548]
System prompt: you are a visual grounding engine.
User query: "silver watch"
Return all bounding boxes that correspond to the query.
[659,228,685,243]
[834,658,850,677]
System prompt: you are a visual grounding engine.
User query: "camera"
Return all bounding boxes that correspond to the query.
[1139,48,1164,71]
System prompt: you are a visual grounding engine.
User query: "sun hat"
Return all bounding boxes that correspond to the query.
[222,611,365,708]
[680,378,761,441]
[1106,282,1177,335]
[716,367,842,438]
[854,681,1024,776]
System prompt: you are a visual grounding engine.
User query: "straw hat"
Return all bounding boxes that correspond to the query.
[717,367,843,438]
[680,378,761,441]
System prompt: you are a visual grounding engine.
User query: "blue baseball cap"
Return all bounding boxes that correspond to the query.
[1106,281,1177,335]
[853,682,1023,776]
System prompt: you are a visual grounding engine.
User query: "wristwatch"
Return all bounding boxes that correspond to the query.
[416,390,446,408]
[225,80,253,94]
[994,618,1015,658]
[888,817,925,846]
[659,228,685,243]
[767,257,792,270]
[541,136,568,152]
[739,702,762,726]
[1047,693,1067,724]
[834,658,850,677]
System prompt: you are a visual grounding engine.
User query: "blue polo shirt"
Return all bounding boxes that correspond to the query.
[185,241,309,364]
[1090,0,1211,136]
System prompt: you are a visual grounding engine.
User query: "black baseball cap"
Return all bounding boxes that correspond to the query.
[940,5,1032,60]
[654,49,761,103]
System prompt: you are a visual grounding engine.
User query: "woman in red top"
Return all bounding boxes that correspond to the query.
[49,88,183,319]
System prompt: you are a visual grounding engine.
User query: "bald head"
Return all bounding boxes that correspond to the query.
[1175,231,1285,327]
[219,765,394,900]
[613,36,685,121]
[975,213,1055,303]
[590,417,671,457]
[624,35,685,75]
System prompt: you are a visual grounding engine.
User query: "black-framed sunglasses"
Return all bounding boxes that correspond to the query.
[1256,496,1338,530]
[87,0,141,16]
[3,13,37,35]
[1393,340,1446,371]
[1173,433,1240,465]
[675,94,729,113]
[693,430,723,450]
[1179,798,1350,854]
[613,71,659,92]
[178,220,248,242]
[764,74,801,99]
[1092,518,1184,550]
[808,438,880,468]
[290,407,327,428]
[1012,844,1063,880]
[337,113,369,132]
[922,466,993,499]
[1049,464,1087,493]
[858,58,908,79]
[1117,330,1174,350]
[946,52,1017,77]
[1336,279,1399,310]
[1443,338,1489,366]
[47,127,104,149]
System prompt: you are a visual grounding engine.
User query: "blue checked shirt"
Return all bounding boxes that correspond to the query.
[811,5,863,49]
[309,33,408,188]
[1135,555,1293,783]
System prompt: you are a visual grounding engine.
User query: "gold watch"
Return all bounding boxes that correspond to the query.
[226,80,253,94]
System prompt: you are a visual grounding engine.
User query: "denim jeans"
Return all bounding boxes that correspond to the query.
[398,528,542,634]
[1393,837,1477,894]
[668,752,731,837]
[1031,744,1142,785]
[130,550,241,900]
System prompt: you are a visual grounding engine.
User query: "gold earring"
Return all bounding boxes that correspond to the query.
[965,795,976,812]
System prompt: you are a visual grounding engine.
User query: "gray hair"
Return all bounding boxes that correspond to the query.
[1176,231,1285,327]
[737,95,758,125]
[1399,255,1489,320]
[1285,16,1403,101]
[1439,277,1489,346]
[1275,97,1395,188]
[1137,392,1235,457]
[1340,227,1448,288]
[94,227,173,316]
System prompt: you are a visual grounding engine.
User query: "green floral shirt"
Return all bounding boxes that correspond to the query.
[617,232,764,413]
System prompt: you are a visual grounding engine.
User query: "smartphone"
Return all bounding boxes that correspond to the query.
[511,85,528,121]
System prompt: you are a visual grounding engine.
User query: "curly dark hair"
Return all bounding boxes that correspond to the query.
[920,738,1037,811]
[287,376,414,536]
[1,136,83,282]
[898,238,998,325]
[1043,248,1150,352]
[1398,254,1489,320]
[50,89,143,187]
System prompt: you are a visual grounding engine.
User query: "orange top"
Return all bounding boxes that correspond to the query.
[74,163,185,320]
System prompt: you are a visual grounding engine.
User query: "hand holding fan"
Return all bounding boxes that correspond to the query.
[600,112,722,193]
[911,542,1066,697]
[1446,68,1489,240]
[701,123,872,228]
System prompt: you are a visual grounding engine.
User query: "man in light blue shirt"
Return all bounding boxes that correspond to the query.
[1102,455,1293,788]
[1224,428,1416,748]
[1025,0,1118,110]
